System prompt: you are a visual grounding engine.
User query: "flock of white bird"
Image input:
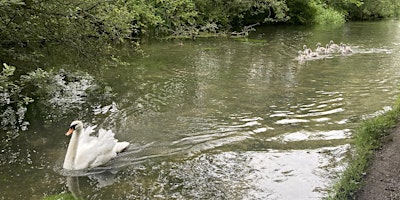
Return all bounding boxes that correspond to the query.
[297,40,353,62]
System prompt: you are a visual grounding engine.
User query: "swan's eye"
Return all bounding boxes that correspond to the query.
[70,124,77,130]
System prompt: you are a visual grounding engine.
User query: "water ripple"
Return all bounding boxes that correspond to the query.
[267,129,351,143]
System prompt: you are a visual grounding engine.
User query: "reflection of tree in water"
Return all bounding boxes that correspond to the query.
[32,69,115,125]
[1,67,117,148]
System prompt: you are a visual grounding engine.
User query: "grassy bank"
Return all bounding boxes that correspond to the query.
[329,98,400,199]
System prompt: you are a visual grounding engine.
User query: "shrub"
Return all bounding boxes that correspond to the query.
[311,2,346,24]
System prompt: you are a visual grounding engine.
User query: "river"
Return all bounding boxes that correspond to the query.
[1,20,400,199]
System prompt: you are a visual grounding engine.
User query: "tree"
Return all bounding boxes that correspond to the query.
[345,0,400,20]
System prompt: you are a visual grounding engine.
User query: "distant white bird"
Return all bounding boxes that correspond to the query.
[303,45,318,58]
[340,43,353,54]
[325,44,334,54]
[63,120,130,170]
[297,50,306,62]
[328,40,340,50]
[303,45,312,55]
[316,42,327,54]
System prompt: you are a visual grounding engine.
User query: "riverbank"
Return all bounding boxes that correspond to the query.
[330,99,400,199]
[355,123,400,199]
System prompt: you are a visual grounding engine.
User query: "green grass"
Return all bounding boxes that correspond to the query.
[328,98,400,199]
[311,2,346,25]
[43,193,76,200]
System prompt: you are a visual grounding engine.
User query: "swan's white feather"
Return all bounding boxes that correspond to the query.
[63,121,130,170]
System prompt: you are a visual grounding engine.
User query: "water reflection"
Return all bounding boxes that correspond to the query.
[63,166,122,199]
[267,129,351,143]
[243,145,349,199]
[66,177,83,200]
[65,172,117,200]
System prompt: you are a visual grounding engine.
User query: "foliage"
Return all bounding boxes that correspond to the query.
[344,0,400,20]
[0,0,158,62]
[311,1,346,24]
[193,0,289,30]
[329,99,400,199]
[286,0,317,24]
[152,0,198,36]
[0,63,36,131]
[286,0,348,25]
[285,0,399,24]
[149,0,290,37]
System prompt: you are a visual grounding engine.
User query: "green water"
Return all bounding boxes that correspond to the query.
[1,21,400,199]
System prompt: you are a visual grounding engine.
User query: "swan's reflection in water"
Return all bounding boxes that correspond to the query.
[65,169,119,199]
[59,144,156,199]
[66,177,83,200]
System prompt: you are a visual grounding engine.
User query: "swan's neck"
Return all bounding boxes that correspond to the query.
[63,129,81,170]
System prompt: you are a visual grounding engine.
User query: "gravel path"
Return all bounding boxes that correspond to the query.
[355,125,400,200]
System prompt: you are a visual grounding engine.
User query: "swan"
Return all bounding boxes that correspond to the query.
[63,120,130,170]
[328,40,340,50]
[325,44,334,54]
[303,45,312,55]
[315,42,327,54]
[297,50,306,62]
[339,43,353,54]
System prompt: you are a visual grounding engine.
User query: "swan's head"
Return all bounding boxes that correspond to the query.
[66,120,83,136]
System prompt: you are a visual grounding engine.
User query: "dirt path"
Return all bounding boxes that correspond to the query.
[355,125,400,200]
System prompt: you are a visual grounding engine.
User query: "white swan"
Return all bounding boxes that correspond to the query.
[63,120,130,170]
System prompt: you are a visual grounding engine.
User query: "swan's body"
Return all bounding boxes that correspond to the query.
[339,43,353,54]
[303,45,312,55]
[63,120,129,170]
[316,42,327,54]
[328,40,340,50]
[297,50,306,62]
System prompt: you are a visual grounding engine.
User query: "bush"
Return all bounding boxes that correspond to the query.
[0,63,36,131]
[311,1,346,24]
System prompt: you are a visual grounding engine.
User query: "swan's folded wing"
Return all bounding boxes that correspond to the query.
[113,141,130,153]
[74,128,129,169]
[98,129,129,153]
[84,125,97,135]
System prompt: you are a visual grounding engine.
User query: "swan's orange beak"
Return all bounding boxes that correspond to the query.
[66,128,74,136]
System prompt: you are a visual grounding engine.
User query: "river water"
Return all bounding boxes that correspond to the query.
[1,21,400,200]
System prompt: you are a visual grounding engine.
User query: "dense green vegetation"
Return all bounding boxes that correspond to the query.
[329,99,400,199]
